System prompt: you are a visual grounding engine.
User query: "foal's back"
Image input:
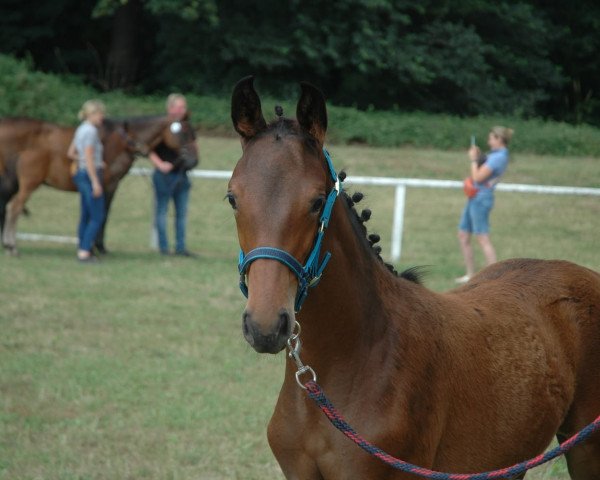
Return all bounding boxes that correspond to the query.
[0,118,72,171]
[0,117,69,150]
[436,258,600,475]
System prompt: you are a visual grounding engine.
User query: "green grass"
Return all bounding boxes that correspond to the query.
[2,137,599,479]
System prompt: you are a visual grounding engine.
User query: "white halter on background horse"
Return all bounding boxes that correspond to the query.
[227,76,600,479]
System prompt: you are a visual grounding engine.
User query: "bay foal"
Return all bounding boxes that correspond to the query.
[227,77,600,479]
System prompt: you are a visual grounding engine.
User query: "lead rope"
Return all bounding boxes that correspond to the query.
[287,323,600,479]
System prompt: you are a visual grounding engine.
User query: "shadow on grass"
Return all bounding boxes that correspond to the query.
[4,243,238,267]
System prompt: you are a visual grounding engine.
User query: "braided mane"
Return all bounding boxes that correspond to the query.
[339,178,425,285]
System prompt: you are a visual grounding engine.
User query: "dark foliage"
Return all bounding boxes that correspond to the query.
[1,0,599,124]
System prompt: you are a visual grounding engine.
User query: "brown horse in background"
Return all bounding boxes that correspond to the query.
[0,115,197,255]
[227,77,600,479]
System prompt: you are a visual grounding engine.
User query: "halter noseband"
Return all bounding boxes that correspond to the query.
[238,147,342,312]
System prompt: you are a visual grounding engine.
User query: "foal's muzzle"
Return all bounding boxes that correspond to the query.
[242,308,292,354]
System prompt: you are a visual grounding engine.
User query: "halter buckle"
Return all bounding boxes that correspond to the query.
[295,366,317,390]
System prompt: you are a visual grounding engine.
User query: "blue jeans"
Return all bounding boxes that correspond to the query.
[458,190,495,235]
[73,169,106,252]
[152,170,191,253]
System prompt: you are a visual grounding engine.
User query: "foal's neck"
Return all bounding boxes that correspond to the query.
[297,199,396,377]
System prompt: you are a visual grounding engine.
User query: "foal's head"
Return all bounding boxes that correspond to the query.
[228,76,332,353]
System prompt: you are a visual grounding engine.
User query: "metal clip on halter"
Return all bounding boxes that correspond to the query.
[287,321,316,389]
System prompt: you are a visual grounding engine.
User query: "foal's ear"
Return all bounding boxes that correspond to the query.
[231,76,267,140]
[296,82,328,144]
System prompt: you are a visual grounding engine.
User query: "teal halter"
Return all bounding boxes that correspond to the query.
[238,147,342,312]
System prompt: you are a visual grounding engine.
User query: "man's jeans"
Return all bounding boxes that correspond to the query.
[152,170,191,253]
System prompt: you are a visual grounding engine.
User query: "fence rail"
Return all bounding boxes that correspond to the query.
[18,167,600,262]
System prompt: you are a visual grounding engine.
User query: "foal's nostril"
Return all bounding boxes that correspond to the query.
[278,310,291,338]
[242,311,251,336]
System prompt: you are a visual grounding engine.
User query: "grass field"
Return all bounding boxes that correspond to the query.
[1,136,599,479]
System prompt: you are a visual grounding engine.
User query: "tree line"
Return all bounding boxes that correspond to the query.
[1,0,599,126]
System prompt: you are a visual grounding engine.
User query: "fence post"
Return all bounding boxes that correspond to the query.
[391,185,406,263]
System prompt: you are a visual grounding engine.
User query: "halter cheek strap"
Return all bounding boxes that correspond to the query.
[238,147,342,312]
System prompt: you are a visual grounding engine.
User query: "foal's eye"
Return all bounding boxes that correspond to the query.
[225,193,237,210]
[311,197,325,214]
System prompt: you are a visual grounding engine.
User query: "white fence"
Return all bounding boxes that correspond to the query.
[339,175,600,261]
[18,167,600,262]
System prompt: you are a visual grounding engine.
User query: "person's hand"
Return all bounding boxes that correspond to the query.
[468,145,481,162]
[158,161,174,174]
[92,180,103,198]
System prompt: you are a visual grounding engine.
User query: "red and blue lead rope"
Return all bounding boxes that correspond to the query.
[305,380,600,480]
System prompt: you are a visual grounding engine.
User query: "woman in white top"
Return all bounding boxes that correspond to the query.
[68,100,106,262]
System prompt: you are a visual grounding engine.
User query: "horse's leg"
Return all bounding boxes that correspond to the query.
[268,416,324,480]
[0,158,20,239]
[3,152,45,255]
[556,275,600,480]
[557,430,600,479]
[558,388,600,478]
[3,188,32,255]
[270,450,324,480]
[94,189,115,254]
